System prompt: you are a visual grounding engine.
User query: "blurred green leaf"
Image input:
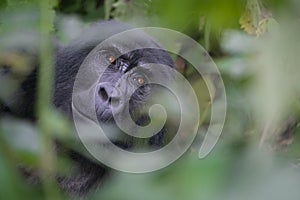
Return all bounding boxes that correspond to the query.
[105,0,115,19]
[91,151,230,200]
[0,118,39,152]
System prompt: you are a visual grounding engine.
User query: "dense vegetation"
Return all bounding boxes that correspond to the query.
[1,0,300,199]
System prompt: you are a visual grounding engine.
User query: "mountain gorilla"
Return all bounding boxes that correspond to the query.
[0,21,175,196]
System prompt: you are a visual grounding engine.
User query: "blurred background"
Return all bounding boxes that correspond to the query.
[1,0,300,199]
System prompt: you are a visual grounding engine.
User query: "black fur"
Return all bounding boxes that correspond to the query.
[0,20,174,196]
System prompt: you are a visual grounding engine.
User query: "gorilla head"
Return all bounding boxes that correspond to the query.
[69,23,178,150]
[55,21,174,122]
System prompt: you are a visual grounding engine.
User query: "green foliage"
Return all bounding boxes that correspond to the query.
[0,0,6,9]
[150,0,244,33]
[1,0,300,200]
[107,0,150,22]
[91,150,230,200]
[57,0,105,21]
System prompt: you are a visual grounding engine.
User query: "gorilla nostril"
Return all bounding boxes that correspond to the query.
[99,87,109,101]
[98,83,121,107]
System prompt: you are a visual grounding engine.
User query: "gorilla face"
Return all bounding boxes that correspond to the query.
[95,48,174,124]
[71,29,177,149]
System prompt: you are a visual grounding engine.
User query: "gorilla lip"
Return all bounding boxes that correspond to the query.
[73,102,114,124]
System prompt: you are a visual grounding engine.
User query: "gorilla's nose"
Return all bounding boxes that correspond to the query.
[97,82,121,107]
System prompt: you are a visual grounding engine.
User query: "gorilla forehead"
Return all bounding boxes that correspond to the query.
[94,23,173,65]
[115,48,174,68]
[99,47,174,85]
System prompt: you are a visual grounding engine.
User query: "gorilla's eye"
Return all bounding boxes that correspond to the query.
[107,55,116,64]
[133,77,145,85]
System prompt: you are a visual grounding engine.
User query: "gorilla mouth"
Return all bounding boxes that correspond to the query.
[72,103,133,148]
[73,102,115,124]
[96,107,115,123]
